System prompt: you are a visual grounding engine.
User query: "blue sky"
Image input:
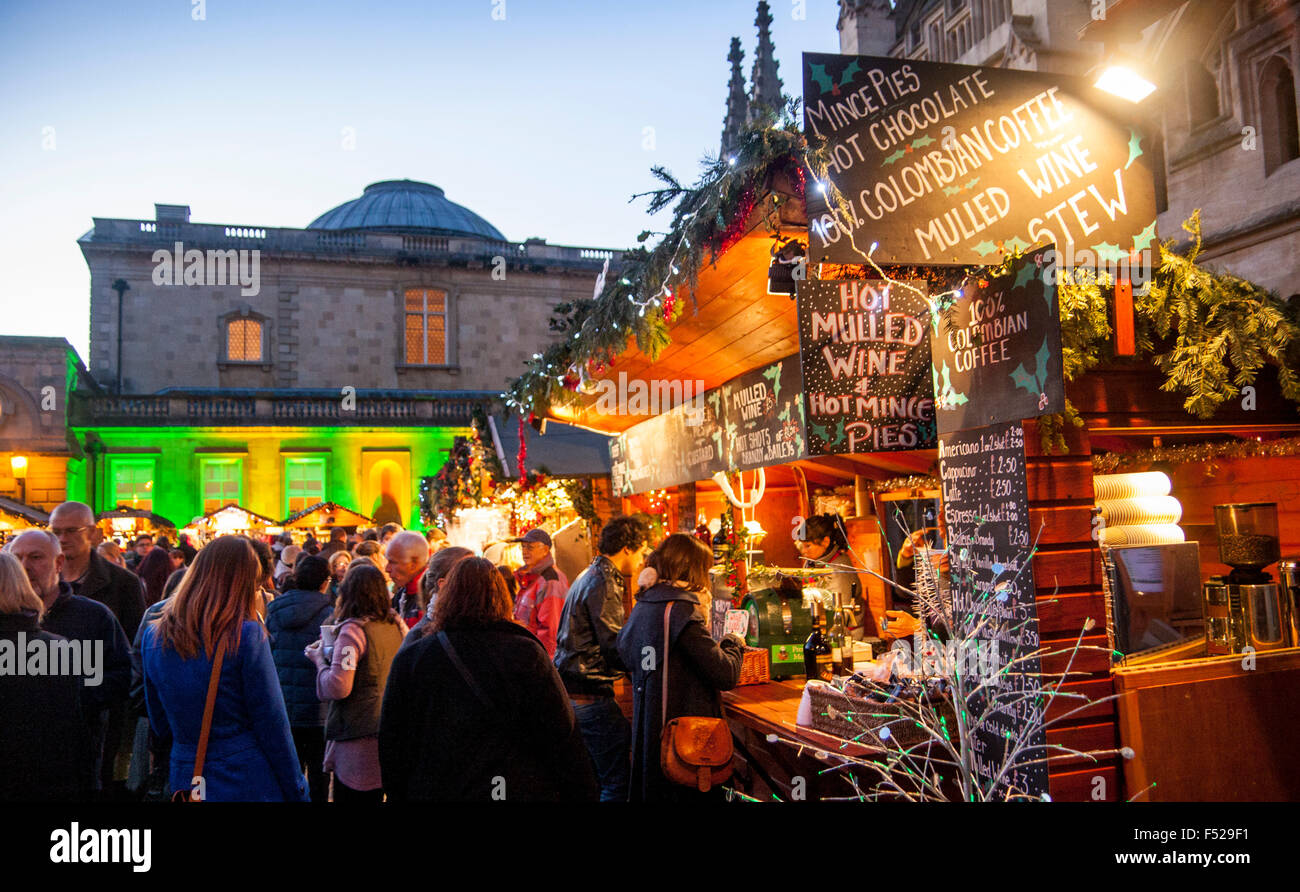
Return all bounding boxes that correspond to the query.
[0,0,840,359]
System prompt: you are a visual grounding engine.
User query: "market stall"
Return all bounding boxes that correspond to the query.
[280,501,373,541]
[97,507,177,542]
[188,503,281,543]
[501,50,1300,802]
[0,496,49,545]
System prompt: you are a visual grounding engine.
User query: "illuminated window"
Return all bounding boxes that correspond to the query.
[201,459,242,513]
[404,288,447,365]
[111,458,155,511]
[285,457,326,516]
[226,318,263,361]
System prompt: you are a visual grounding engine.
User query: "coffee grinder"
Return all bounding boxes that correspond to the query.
[1203,502,1292,654]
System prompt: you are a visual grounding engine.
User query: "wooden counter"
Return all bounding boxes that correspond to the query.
[1114,646,1300,801]
[723,680,902,800]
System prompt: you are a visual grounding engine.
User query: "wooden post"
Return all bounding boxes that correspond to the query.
[1114,276,1136,356]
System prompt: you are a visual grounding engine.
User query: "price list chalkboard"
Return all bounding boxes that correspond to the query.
[797,278,936,455]
[721,357,807,471]
[802,52,1158,267]
[932,248,1063,433]
[937,420,1048,799]
[608,392,728,496]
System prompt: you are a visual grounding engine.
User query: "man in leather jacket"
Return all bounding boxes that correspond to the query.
[553,516,650,802]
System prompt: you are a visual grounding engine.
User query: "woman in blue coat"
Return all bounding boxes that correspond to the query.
[141,535,309,802]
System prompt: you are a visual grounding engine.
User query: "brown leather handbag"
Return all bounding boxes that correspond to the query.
[172,637,227,803]
[658,602,734,792]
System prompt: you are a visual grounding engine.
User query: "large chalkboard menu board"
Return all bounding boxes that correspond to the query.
[721,357,807,471]
[803,52,1157,267]
[609,391,728,496]
[937,420,1048,799]
[931,248,1064,433]
[797,278,936,454]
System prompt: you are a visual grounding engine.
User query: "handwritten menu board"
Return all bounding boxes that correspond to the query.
[937,420,1048,799]
[797,278,936,455]
[609,391,728,496]
[721,357,807,471]
[803,52,1157,267]
[931,249,1064,433]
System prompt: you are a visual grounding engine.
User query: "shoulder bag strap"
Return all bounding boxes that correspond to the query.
[192,636,228,795]
[436,630,500,715]
[661,602,673,729]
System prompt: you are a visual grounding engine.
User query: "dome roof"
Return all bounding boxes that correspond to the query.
[307,179,506,240]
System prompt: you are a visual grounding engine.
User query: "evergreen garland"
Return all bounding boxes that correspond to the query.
[507,119,1300,457]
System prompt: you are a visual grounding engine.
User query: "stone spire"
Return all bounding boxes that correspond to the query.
[748,0,783,121]
[721,37,749,157]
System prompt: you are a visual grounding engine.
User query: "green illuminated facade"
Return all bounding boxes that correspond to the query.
[66,416,467,530]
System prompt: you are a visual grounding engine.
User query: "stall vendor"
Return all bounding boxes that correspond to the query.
[794,513,872,639]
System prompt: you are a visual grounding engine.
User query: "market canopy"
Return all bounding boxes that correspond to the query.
[97,507,177,528]
[486,413,613,479]
[0,497,50,531]
[281,501,374,529]
[192,503,280,531]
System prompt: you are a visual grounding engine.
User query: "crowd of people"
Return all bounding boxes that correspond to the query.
[0,503,751,802]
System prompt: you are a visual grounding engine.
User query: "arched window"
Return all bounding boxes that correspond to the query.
[1186,62,1220,129]
[1261,55,1300,175]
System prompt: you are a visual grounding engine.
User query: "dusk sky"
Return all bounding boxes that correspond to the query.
[1,0,840,359]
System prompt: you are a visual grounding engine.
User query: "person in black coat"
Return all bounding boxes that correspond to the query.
[615,533,745,803]
[0,552,94,801]
[379,557,597,802]
[265,554,335,802]
[7,531,131,796]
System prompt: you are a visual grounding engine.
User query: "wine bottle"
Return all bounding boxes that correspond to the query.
[803,602,834,683]
[829,602,847,676]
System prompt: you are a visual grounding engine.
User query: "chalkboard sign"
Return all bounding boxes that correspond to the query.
[721,357,807,471]
[937,420,1048,799]
[931,248,1063,433]
[608,391,728,496]
[797,278,936,454]
[803,52,1158,267]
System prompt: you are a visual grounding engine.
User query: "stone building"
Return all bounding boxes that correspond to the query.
[837,0,1300,298]
[0,337,94,527]
[41,178,618,529]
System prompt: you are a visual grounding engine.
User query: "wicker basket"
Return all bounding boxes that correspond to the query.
[737,646,770,686]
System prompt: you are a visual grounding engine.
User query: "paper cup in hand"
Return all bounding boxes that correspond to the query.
[320,624,338,663]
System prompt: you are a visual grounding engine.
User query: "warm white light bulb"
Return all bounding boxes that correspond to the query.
[1094,65,1156,103]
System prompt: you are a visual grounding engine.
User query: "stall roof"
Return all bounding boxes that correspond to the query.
[0,497,50,527]
[488,413,613,479]
[282,502,374,529]
[192,503,281,528]
[98,507,176,528]
[541,213,941,490]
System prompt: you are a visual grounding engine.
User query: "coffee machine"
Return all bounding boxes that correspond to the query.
[1203,503,1293,654]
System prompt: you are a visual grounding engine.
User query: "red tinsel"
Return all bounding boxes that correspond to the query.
[716,186,758,259]
[791,163,806,199]
[518,414,529,480]
[662,289,676,321]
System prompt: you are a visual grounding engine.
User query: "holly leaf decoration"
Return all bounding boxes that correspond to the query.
[883,148,906,166]
[1010,363,1038,395]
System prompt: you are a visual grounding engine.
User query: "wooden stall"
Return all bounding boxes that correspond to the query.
[533,187,1300,800]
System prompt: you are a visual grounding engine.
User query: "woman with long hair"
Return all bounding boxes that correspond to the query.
[615,533,745,802]
[379,557,597,802]
[307,562,405,802]
[140,535,308,801]
[135,541,173,608]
